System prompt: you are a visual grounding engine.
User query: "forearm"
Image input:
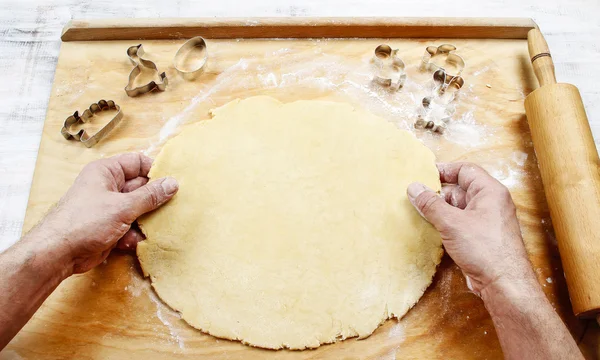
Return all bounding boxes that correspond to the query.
[482,275,583,360]
[0,226,72,349]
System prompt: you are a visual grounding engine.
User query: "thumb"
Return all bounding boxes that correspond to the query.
[407,182,455,229]
[125,177,179,218]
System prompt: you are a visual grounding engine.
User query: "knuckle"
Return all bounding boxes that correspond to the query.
[496,185,513,203]
[116,202,137,224]
[81,160,101,174]
[468,163,488,176]
[437,217,456,236]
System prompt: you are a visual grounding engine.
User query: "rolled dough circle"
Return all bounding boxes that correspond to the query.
[138,96,442,350]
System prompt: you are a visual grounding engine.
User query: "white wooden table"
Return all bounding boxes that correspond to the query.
[1,0,599,250]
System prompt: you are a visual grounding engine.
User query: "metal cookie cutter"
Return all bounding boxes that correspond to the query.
[61,100,123,148]
[420,69,465,110]
[414,97,455,135]
[173,36,208,80]
[371,44,406,89]
[422,44,465,94]
[125,44,168,97]
[414,116,448,134]
[432,69,464,103]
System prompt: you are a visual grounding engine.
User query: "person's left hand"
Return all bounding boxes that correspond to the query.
[31,153,178,274]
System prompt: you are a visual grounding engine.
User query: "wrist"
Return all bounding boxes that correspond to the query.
[480,272,545,317]
[21,217,75,280]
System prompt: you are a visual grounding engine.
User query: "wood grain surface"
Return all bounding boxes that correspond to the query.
[525,82,600,317]
[525,29,600,318]
[60,17,538,41]
[2,33,597,358]
[2,0,600,257]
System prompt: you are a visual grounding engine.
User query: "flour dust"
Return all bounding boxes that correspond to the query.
[126,271,186,350]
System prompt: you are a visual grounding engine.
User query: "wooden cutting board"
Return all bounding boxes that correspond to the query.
[4,17,598,359]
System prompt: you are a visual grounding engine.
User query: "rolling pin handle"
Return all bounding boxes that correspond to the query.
[527,29,557,87]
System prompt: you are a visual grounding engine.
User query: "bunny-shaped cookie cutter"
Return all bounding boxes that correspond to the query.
[125,44,168,97]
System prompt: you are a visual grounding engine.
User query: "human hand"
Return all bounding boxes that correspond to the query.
[33,153,178,274]
[407,162,536,296]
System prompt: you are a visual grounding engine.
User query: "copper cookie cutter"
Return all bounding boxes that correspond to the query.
[173,36,208,80]
[422,44,465,96]
[371,44,406,89]
[125,44,168,97]
[61,100,123,147]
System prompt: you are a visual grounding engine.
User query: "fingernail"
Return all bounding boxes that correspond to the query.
[161,177,179,196]
[407,182,427,201]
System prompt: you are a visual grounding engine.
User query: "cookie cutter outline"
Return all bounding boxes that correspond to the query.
[372,44,407,89]
[61,100,123,148]
[173,36,208,81]
[422,44,465,93]
[125,44,168,97]
[414,116,448,134]
[432,69,465,104]
[414,96,454,134]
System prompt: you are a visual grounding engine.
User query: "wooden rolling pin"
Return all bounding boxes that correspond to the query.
[524,29,600,317]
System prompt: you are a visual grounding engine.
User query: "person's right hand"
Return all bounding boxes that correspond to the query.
[406,162,537,296]
[33,153,179,275]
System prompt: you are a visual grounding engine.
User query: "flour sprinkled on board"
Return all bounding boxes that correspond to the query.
[444,110,489,147]
[145,39,527,190]
[150,290,186,350]
[126,271,186,350]
[488,151,530,189]
[374,322,405,360]
[388,322,405,340]
[146,40,494,155]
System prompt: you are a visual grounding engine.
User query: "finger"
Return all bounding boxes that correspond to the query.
[441,184,467,209]
[437,162,494,191]
[117,227,145,250]
[125,177,179,218]
[122,177,149,193]
[407,182,458,230]
[108,153,154,180]
[95,153,153,191]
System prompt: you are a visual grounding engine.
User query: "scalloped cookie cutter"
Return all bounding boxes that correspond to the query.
[125,44,168,97]
[61,100,123,147]
[173,36,208,80]
[371,44,406,89]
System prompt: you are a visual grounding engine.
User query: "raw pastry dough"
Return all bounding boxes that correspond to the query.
[138,96,442,350]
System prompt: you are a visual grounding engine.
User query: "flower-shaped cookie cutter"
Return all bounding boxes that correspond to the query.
[61,100,123,147]
[125,44,168,97]
[371,44,406,90]
[173,36,208,81]
[414,116,448,134]
[422,44,465,95]
[414,96,454,134]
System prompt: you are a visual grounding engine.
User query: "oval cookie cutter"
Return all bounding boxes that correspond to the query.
[173,36,208,81]
[125,44,168,97]
[371,44,406,90]
[61,100,123,148]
